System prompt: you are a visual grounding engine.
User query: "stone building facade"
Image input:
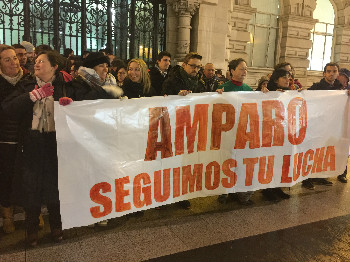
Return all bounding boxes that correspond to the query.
[165,0,350,88]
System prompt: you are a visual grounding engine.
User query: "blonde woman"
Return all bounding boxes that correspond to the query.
[122,58,155,98]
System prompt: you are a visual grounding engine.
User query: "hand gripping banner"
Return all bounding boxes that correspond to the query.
[55,91,350,229]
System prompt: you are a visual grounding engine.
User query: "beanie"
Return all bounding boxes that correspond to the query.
[83,52,110,69]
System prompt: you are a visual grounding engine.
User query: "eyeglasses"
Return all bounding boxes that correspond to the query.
[186,63,201,69]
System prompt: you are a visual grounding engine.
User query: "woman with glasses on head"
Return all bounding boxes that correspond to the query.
[122,58,155,98]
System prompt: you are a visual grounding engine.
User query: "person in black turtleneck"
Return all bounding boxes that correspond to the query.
[122,58,155,98]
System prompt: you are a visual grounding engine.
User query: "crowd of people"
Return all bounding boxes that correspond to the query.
[0,41,349,247]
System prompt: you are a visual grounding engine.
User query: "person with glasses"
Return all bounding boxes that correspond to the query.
[161,52,205,96]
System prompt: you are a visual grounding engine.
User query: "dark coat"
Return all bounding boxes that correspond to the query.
[201,75,220,92]
[308,78,343,90]
[149,66,169,96]
[161,65,205,95]
[0,72,33,206]
[2,72,73,208]
[71,75,120,101]
[0,73,33,143]
[122,78,156,98]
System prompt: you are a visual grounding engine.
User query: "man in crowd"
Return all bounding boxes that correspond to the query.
[12,44,27,68]
[149,51,171,96]
[303,62,344,189]
[201,63,220,92]
[20,41,35,73]
[161,52,205,209]
[162,52,204,96]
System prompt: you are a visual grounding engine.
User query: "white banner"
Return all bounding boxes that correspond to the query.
[55,91,350,229]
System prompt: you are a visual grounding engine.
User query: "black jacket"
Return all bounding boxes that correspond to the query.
[71,75,121,101]
[122,78,156,98]
[149,66,169,96]
[309,78,343,90]
[0,73,33,143]
[201,75,220,92]
[161,65,205,95]
[2,72,73,208]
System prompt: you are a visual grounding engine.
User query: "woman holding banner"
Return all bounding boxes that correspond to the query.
[260,68,292,202]
[122,58,156,98]
[3,50,73,247]
[71,52,123,101]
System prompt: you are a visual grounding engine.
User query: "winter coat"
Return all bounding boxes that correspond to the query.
[122,78,156,98]
[2,72,73,208]
[308,78,343,90]
[0,72,33,143]
[72,74,123,101]
[161,65,205,95]
[201,75,220,92]
[149,66,169,96]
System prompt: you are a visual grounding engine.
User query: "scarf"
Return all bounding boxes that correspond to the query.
[78,67,123,98]
[31,76,56,133]
[230,79,243,86]
[0,67,23,86]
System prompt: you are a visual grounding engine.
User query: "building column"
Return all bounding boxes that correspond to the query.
[226,0,256,61]
[278,0,317,84]
[333,5,350,69]
[167,0,201,62]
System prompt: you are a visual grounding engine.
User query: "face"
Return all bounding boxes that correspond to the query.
[26,51,35,62]
[117,68,127,82]
[157,56,171,72]
[204,64,215,79]
[231,61,247,82]
[93,63,109,81]
[275,74,290,89]
[324,65,339,84]
[183,58,201,77]
[15,48,27,66]
[108,54,115,63]
[337,74,349,89]
[0,49,21,77]
[34,54,58,81]
[128,62,141,83]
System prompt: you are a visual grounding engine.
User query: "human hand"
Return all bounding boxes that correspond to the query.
[31,83,54,101]
[261,87,269,93]
[178,90,192,96]
[216,88,224,94]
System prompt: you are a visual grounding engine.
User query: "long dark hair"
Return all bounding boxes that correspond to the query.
[267,68,290,91]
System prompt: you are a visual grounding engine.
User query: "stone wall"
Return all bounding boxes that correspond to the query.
[166,0,350,88]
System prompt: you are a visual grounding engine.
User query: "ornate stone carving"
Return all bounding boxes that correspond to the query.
[171,0,201,16]
[176,42,190,54]
[288,0,316,17]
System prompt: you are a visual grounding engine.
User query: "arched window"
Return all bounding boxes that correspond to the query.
[308,0,335,71]
[247,0,280,68]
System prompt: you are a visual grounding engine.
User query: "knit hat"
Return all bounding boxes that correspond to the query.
[258,75,269,87]
[339,68,350,81]
[83,52,110,69]
[20,41,35,53]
